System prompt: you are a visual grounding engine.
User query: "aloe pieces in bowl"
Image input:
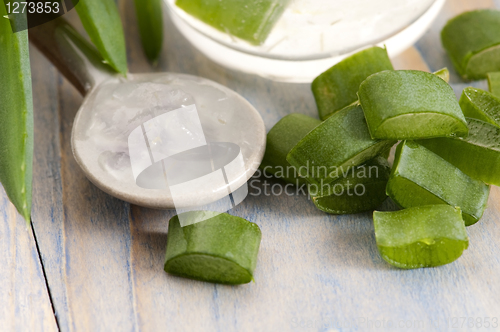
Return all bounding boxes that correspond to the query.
[175,0,290,45]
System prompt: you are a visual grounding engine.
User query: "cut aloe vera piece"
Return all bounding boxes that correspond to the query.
[441,9,500,80]
[164,212,261,284]
[175,0,289,45]
[488,72,500,98]
[309,156,390,214]
[286,104,396,186]
[417,118,500,186]
[358,70,468,140]
[459,87,500,128]
[387,141,489,226]
[374,205,469,269]
[433,67,450,83]
[312,46,393,120]
[261,114,320,185]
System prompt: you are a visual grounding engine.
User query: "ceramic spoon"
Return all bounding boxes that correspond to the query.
[29,18,266,210]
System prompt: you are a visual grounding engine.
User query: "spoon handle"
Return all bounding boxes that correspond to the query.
[29,18,117,96]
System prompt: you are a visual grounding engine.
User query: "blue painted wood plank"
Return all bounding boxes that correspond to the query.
[0,185,58,331]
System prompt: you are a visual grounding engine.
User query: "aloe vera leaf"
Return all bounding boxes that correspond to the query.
[260,114,320,186]
[75,0,127,75]
[374,205,469,269]
[309,156,390,214]
[433,67,450,83]
[416,118,500,187]
[0,2,33,222]
[387,141,489,226]
[175,0,289,45]
[358,70,468,140]
[311,46,394,121]
[488,72,500,98]
[134,0,163,63]
[441,9,500,80]
[164,212,262,284]
[459,87,500,128]
[286,104,396,186]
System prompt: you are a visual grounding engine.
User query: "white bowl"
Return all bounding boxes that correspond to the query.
[166,0,445,82]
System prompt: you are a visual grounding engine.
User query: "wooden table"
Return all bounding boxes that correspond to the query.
[2,0,500,331]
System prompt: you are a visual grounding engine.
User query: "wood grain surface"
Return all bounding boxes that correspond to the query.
[2,0,500,331]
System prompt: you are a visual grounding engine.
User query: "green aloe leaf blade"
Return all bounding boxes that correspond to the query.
[75,0,128,75]
[0,2,34,222]
[134,0,163,63]
[374,205,469,269]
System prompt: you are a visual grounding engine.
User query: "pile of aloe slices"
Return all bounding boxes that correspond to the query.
[262,41,500,269]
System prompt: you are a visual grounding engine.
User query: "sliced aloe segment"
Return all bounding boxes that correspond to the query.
[358,70,468,140]
[374,205,469,269]
[309,156,390,214]
[165,212,261,284]
[286,104,396,186]
[459,87,500,128]
[488,72,500,98]
[433,67,450,83]
[417,118,500,186]
[75,0,128,75]
[387,141,489,226]
[441,9,500,80]
[175,0,289,45]
[312,46,393,120]
[261,114,320,185]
